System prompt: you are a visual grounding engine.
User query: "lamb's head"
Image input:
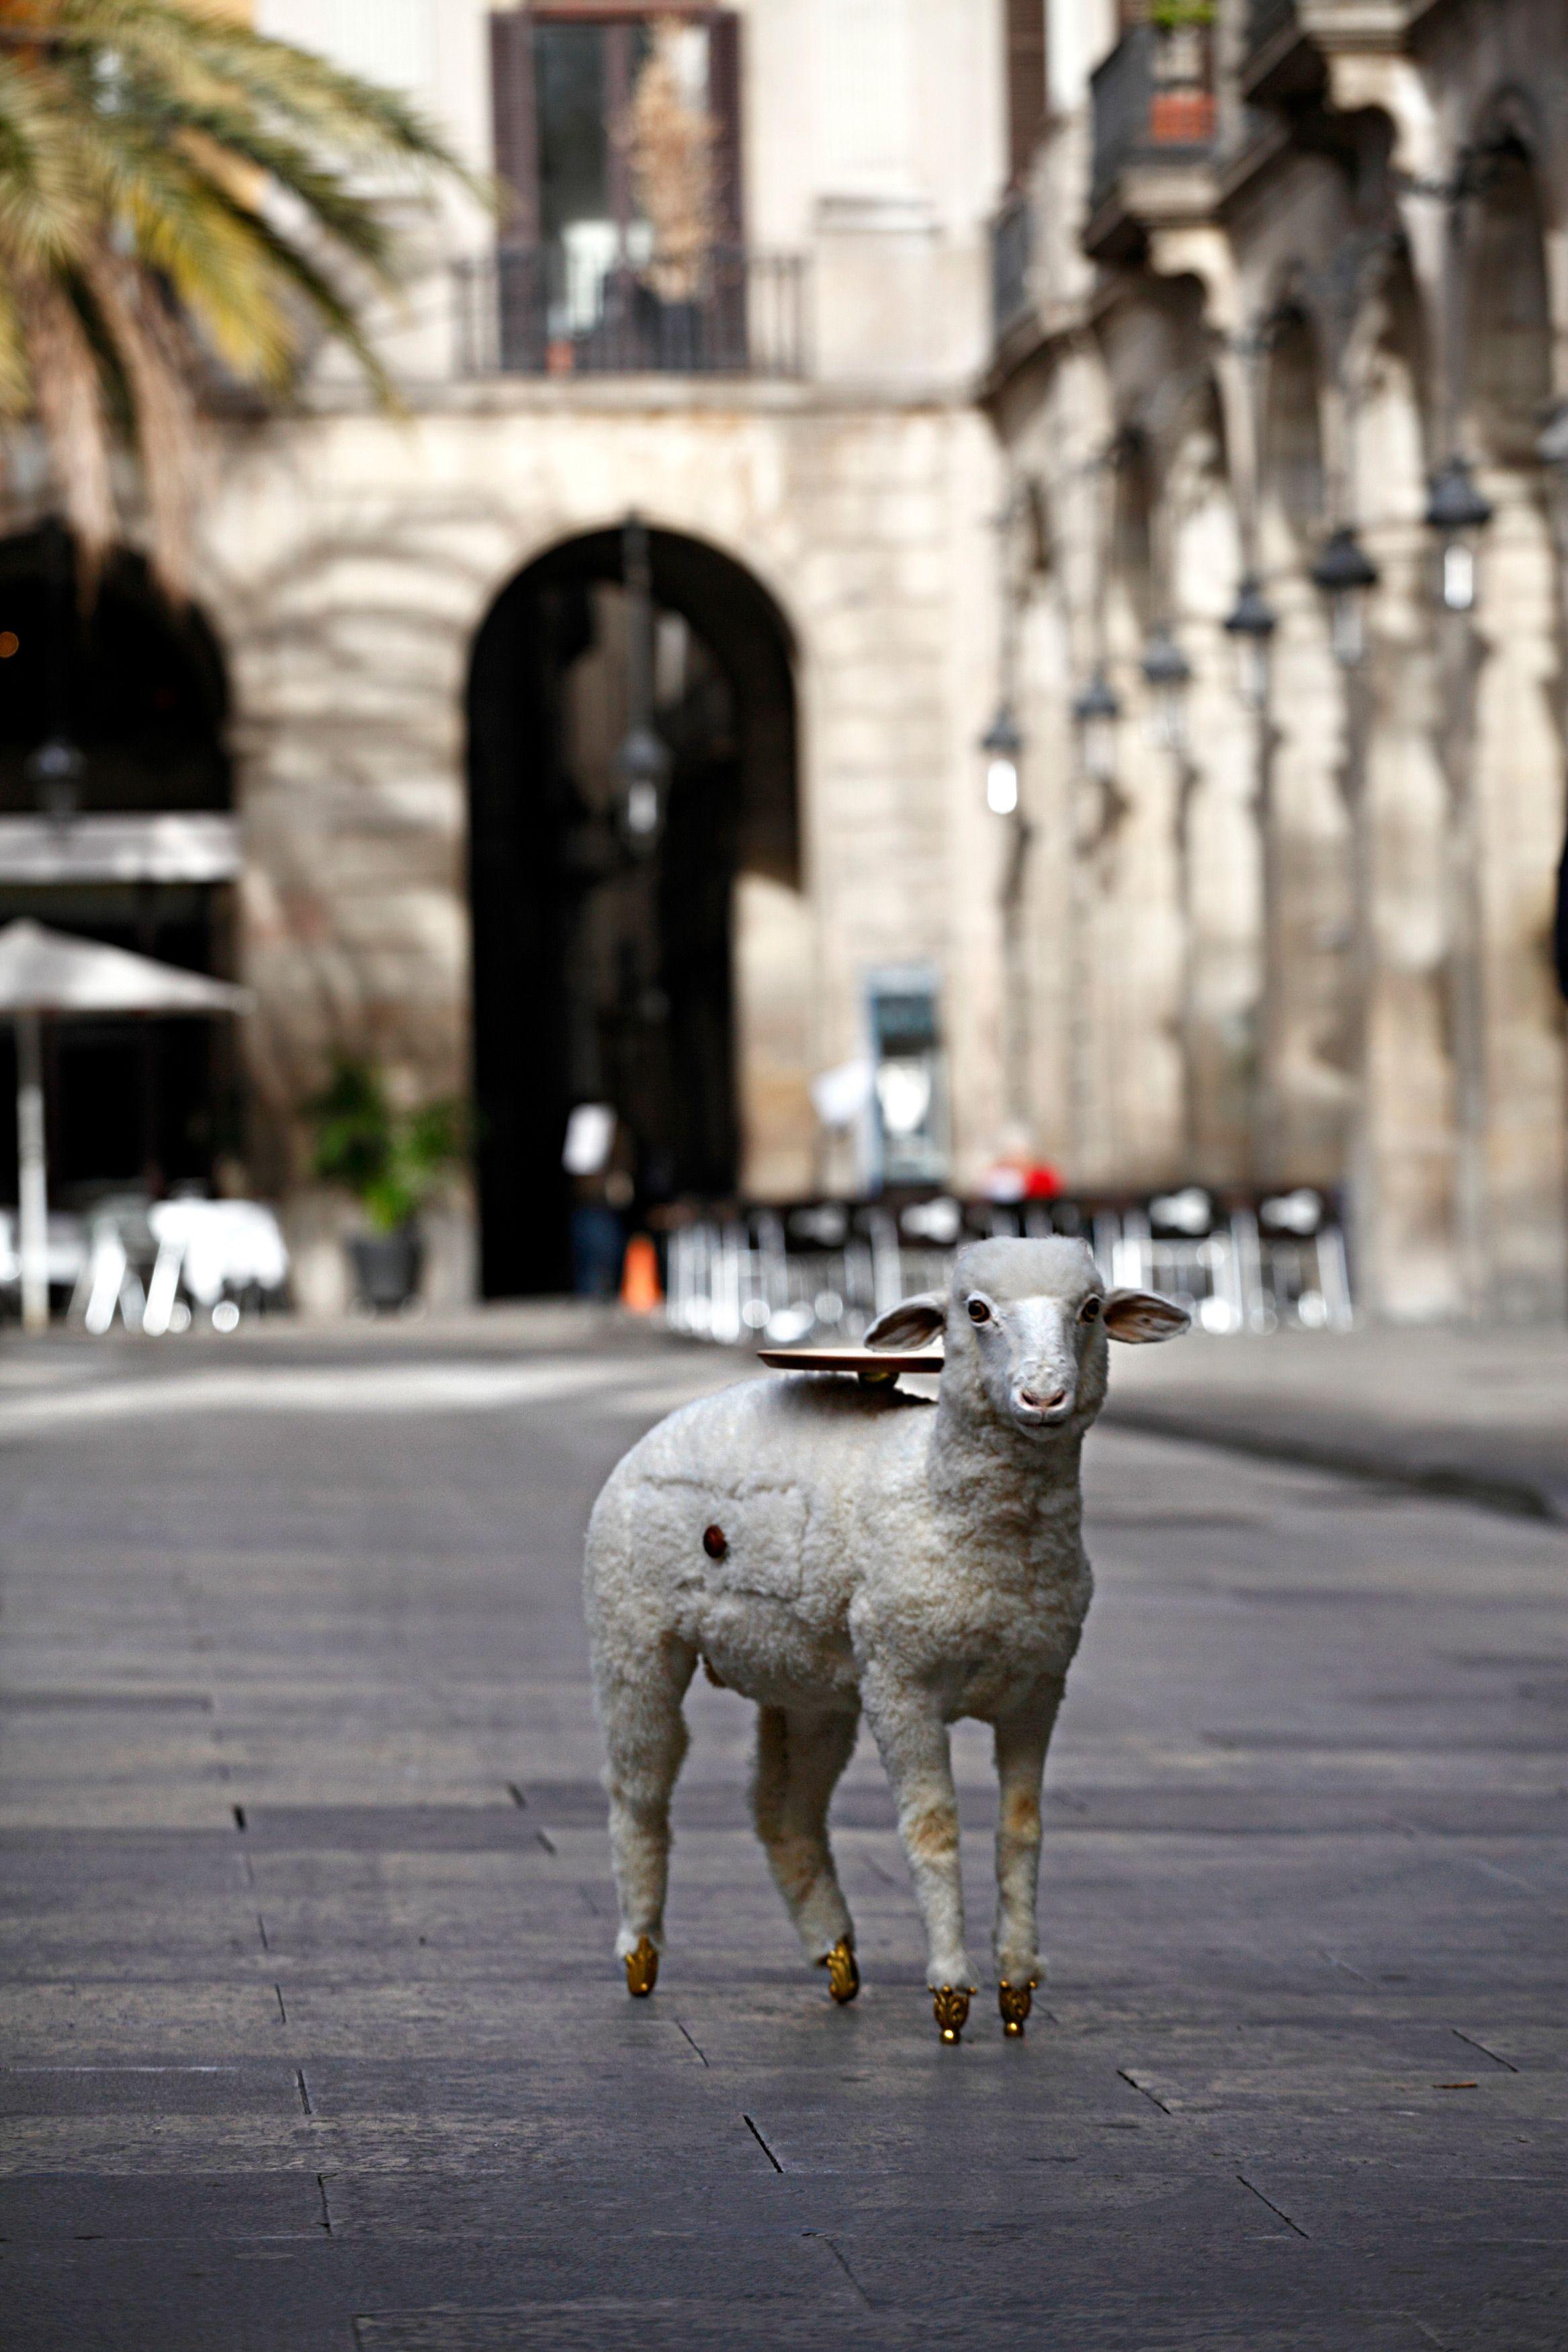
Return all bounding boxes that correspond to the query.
[865,1236,1190,1443]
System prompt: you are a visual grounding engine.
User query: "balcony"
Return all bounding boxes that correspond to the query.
[454,245,809,381]
[992,192,1033,346]
[1242,1,1419,105]
[1086,22,1219,263]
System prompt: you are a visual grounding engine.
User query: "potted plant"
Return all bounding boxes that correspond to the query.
[1148,0,1216,145]
[306,1058,463,1312]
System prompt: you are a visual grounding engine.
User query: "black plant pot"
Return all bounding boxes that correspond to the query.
[347,1227,424,1313]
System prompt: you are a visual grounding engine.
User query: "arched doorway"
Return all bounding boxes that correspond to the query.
[0,528,236,1203]
[467,526,799,1297]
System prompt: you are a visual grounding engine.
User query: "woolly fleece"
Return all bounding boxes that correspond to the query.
[584,1236,1188,1998]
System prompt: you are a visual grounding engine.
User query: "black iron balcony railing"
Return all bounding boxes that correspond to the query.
[455,245,809,380]
[992,192,1033,343]
[1090,21,1217,211]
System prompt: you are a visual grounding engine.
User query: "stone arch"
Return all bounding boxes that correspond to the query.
[0,528,230,817]
[0,528,238,1202]
[1261,301,1329,548]
[1465,130,1554,464]
[466,523,803,1297]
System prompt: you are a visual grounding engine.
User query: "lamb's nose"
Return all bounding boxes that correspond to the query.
[1020,1386,1067,1412]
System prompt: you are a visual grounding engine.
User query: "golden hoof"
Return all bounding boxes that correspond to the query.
[932,1985,972,2044]
[998,1978,1037,2038]
[624,1936,659,1997]
[821,1938,860,2005]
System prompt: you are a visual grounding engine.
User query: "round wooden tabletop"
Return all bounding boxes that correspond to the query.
[756,1347,944,1377]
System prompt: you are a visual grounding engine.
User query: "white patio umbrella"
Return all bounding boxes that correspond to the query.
[0,921,252,1333]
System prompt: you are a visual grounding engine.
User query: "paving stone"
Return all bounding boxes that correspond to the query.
[0,1314,1563,2347]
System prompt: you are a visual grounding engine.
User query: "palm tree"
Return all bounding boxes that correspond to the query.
[0,0,477,598]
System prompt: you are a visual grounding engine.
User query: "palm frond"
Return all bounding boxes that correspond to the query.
[14,263,114,583]
[0,268,32,415]
[0,0,482,589]
[58,0,477,183]
[81,242,195,596]
[0,54,91,267]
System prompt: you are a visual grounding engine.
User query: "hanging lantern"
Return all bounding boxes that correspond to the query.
[1310,526,1379,669]
[24,734,85,823]
[616,508,670,853]
[1140,626,1192,753]
[1424,454,1493,614]
[1539,404,1568,470]
[1223,574,1277,711]
[1072,665,1121,786]
[615,720,671,853]
[980,702,1024,816]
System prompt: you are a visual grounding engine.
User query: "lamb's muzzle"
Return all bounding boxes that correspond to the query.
[582,1235,1190,2040]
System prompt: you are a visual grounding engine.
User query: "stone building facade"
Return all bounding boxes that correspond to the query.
[2,1,1563,1320]
[206,0,1012,1306]
[988,0,1568,1322]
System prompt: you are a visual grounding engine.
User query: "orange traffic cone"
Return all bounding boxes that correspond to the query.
[620,1232,662,1314]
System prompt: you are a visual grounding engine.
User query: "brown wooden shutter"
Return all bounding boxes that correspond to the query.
[1006,0,1047,187]
[709,11,743,245]
[490,9,539,245]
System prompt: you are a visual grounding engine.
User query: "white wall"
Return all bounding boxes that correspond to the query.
[1047,0,1118,113]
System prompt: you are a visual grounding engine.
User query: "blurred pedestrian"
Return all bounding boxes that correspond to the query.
[563,1103,635,1297]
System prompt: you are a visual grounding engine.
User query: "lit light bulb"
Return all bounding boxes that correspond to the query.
[625,780,660,837]
[986,757,1019,816]
[1442,542,1475,613]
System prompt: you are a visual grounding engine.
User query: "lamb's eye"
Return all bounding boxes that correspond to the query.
[966,1296,992,1325]
[1080,1296,1102,1322]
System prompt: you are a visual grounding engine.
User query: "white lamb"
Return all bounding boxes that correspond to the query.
[583,1236,1189,2040]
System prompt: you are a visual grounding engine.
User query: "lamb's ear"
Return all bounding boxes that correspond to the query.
[1102,1288,1191,1344]
[864,1292,947,1349]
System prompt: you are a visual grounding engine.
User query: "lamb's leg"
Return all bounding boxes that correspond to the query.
[861,1672,975,2040]
[751,1705,860,1998]
[992,1679,1065,2038]
[596,1632,696,1995]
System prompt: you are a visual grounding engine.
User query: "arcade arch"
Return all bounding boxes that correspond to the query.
[0,530,236,1201]
[466,526,802,1296]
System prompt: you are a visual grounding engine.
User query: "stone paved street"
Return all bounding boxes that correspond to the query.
[1,1312,1565,2350]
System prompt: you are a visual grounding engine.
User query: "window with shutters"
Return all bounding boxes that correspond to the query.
[482,8,756,374]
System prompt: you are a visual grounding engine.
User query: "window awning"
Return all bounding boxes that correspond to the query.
[0,814,241,885]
